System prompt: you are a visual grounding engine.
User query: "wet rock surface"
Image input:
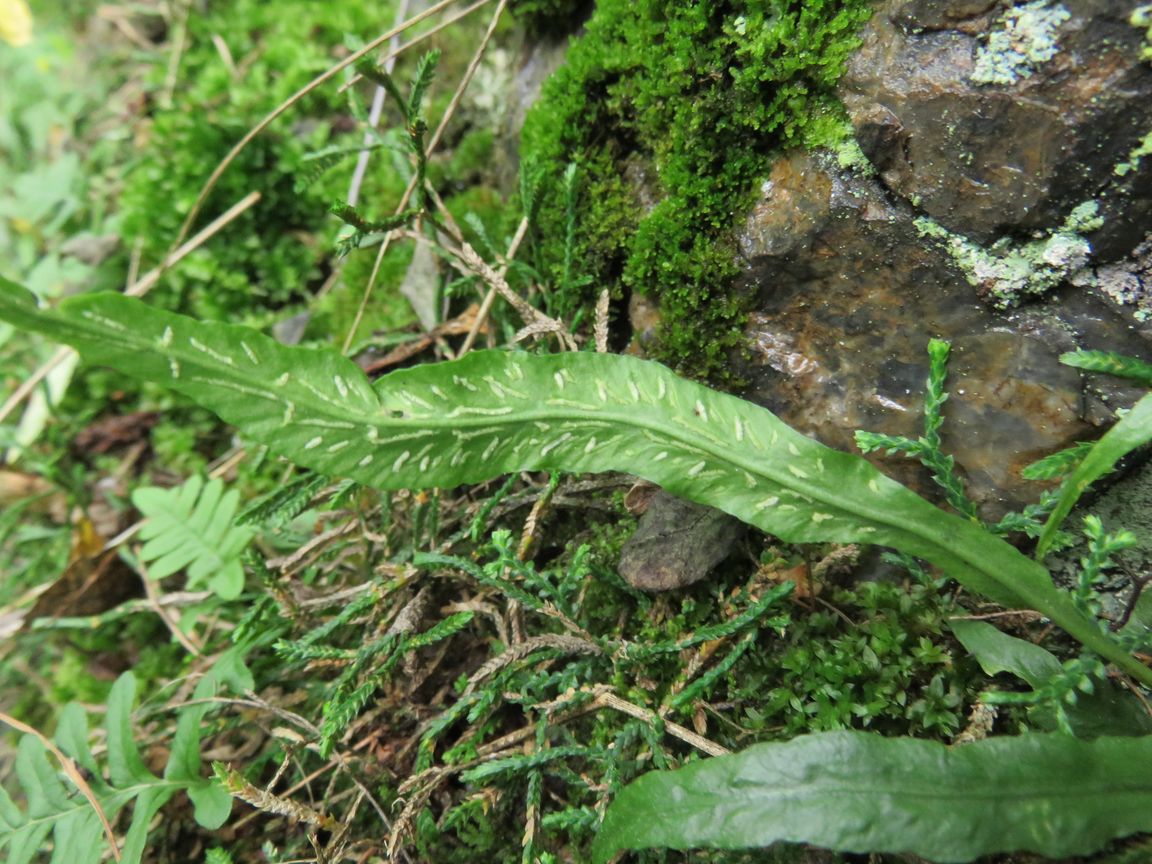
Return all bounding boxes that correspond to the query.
[734,150,1151,519]
[839,0,1152,254]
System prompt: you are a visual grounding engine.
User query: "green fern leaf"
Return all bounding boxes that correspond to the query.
[0,279,1148,686]
[132,476,256,600]
[0,672,230,864]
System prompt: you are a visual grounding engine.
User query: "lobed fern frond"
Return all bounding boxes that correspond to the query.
[0,673,230,864]
[0,277,1149,684]
[132,476,256,600]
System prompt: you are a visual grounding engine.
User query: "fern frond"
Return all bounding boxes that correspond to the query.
[132,476,256,600]
[2,277,1150,685]
[1061,349,1152,386]
[0,673,230,864]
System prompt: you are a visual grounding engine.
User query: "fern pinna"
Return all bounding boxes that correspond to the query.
[0,672,230,864]
[132,476,255,600]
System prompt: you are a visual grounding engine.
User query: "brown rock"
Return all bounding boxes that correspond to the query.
[618,490,746,591]
[734,150,1150,519]
[839,0,1152,255]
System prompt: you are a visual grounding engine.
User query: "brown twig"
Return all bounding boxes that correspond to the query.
[341,0,510,353]
[459,215,531,356]
[595,688,730,757]
[455,242,576,350]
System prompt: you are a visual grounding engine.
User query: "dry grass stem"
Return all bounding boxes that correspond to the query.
[457,243,576,349]
[0,191,261,429]
[342,0,509,352]
[0,711,122,861]
[135,547,204,656]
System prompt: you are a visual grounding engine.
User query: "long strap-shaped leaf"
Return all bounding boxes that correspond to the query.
[1,279,1147,685]
[590,730,1152,862]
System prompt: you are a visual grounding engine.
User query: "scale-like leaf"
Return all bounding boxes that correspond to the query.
[132,476,255,599]
[1035,393,1152,557]
[591,731,1152,863]
[0,279,1147,685]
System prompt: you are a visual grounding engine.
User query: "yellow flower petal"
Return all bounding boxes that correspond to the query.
[0,0,33,47]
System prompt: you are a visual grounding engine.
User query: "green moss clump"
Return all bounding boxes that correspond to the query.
[521,0,873,378]
[119,0,393,321]
[748,579,973,737]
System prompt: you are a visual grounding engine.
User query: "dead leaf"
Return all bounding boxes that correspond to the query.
[764,562,816,600]
[73,410,160,455]
[24,518,143,624]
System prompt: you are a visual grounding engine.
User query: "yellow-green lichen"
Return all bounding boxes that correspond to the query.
[916,200,1103,308]
[970,1,1070,86]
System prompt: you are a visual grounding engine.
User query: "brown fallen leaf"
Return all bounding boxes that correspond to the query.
[360,304,485,375]
[25,518,142,624]
[73,410,161,455]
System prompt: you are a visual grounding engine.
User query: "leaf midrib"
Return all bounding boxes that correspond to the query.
[146,319,1014,598]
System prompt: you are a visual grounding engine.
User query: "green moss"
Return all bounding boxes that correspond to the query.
[747,579,973,737]
[521,0,873,379]
[118,0,396,321]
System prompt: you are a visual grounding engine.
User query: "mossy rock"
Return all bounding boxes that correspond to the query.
[520,0,874,380]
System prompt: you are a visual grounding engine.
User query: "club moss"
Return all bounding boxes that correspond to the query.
[520,0,873,380]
